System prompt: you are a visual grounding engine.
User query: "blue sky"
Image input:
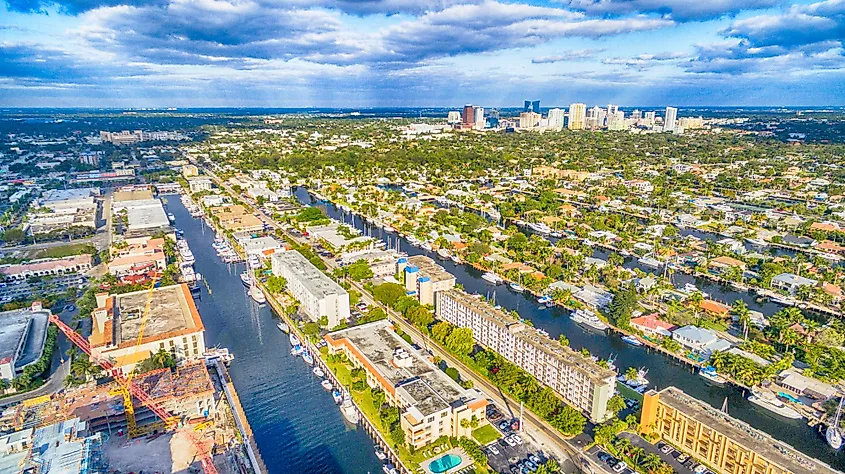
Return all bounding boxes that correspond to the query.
[1,0,844,107]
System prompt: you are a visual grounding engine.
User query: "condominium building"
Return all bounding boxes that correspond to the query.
[641,387,840,474]
[325,319,487,449]
[89,284,206,373]
[664,106,678,132]
[271,250,350,328]
[568,103,587,130]
[397,255,456,306]
[547,108,565,130]
[519,112,541,129]
[436,290,616,422]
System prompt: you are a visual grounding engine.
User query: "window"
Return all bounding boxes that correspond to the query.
[427,416,435,423]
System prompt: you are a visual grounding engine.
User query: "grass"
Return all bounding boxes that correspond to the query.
[471,424,500,445]
[35,243,95,260]
[698,318,729,332]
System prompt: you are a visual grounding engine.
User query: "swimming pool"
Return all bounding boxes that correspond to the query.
[428,454,463,473]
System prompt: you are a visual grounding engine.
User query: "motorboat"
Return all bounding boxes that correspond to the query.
[383,225,396,233]
[770,294,795,306]
[509,282,525,293]
[827,396,844,449]
[341,398,360,424]
[302,351,314,365]
[527,222,552,235]
[621,334,643,346]
[482,272,503,284]
[291,344,305,356]
[321,380,333,391]
[248,255,261,268]
[240,272,252,287]
[550,232,562,238]
[450,255,461,264]
[421,242,433,252]
[745,237,769,248]
[312,366,325,377]
[203,347,234,364]
[748,391,802,419]
[699,366,726,384]
[537,295,552,305]
[374,449,387,461]
[619,368,650,393]
[277,322,290,333]
[249,286,266,304]
[570,309,609,331]
[638,256,662,269]
[289,333,301,346]
[681,283,709,298]
[167,213,176,223]
[332,389,343,404]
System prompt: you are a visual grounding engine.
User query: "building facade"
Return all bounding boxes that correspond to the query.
[271,251,350,328]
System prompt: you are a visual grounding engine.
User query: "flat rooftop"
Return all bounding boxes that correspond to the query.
[42,188,98,203]
[407,255,454,283]
[273,251,347,299]
[306,223,373,250]
[657,387,841,474]
[327,319,467,417]
[113,284,203,348]
[121,199,170,230]
[113,188,154,202]
[0,310,31,365]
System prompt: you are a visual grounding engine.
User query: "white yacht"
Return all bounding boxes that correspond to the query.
[698,366,726,384]
[289,333,301,346]
[249,285,266,304]
[341,398,360,424]
[436,248,451,260]
[570,309,609,331]
[312,366,325,377]
[827,396,844,449]
[681,283,710,298]
[527,222,552,235]
[748,391,803,419]
[638,256,662,269]
[203,347,234,364]
[277,322,290,333]
[321,380,333,391]
[482,272,503,284]
[240,272,252,287]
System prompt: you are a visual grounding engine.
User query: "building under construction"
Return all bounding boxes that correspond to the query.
[0,417,104,474]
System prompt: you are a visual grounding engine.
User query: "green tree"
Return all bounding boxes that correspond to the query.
[607,394,626,414]
[445,327,474,355]
[608,286,637,329]
[372,283,406,307]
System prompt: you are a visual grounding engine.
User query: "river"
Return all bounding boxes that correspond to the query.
[164,196,384,474]
[293,187,845,470]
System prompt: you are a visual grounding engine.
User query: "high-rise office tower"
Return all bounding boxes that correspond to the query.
[462,105,475,128]
[547,108,565,130]
[447,111,461,124]
[524,100,531,112]
[567,103,587,130]
[532,100,540,113]
[474,107,485,129]
[664,106,678,132]
[607,104,618,116]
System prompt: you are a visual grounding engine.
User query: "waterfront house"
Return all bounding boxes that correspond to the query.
[630,313,674,337]
[700,300,731,318]
[776,369,837,402]
[771,273,818,295]
[707,256,747,275]
[671,325,731,356]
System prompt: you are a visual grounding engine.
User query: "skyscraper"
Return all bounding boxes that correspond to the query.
[524,100,531,112]
[532,100,540,113]
[664,106,678,132]
[447,111,461,124]
[461,105,475,128]
[473,107,485,129]
[607,104,618,116]
[547,108,565,130]
[568,103,587,130]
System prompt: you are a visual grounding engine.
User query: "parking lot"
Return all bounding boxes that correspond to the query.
[482,405,552,474]
[587,433,716,474]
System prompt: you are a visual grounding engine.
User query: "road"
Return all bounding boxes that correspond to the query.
[199,165,611,473]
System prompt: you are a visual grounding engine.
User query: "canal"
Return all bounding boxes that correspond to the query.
[165,196,384,474]
[294,188,845,470]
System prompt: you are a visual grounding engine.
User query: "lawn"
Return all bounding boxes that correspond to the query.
[35,243,95,260]
[471,424,500,445]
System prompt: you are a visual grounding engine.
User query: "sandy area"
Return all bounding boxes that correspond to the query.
[104,431,203,473]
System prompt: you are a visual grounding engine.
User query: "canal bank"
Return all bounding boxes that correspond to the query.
[293,187,845,470]
[165,195,384,474]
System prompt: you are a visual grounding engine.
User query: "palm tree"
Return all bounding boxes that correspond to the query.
[732,300,751,339]
[640,453,663,473]
[625,366,639,382]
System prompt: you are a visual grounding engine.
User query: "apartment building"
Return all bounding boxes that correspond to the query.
[397,255,456,306]
[325,319,487,449]
[271,251,350,328]
[89,284,206,373]
[641,387,840,474]
[436,289,616,422]
[108,236,167,278]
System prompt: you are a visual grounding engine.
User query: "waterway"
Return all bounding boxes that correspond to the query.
[164,196,384,474]
[294,187,845,470]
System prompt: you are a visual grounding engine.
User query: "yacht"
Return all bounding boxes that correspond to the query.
[527,222,552,235]
[291,344,304,356]
[638,256,662,269]
[450,255,461,264]
[770,295,795,306]
[312,366,325,377]
[570,309,609,331]
[537,295,552,305]
[383,225,396,233]
[321,380,333,391]
[621,334,643,346]
[509,282,525,293]
[699,366,726,384]
[202,347,234,365]
[745,237,769,248]
[167,213,176,223]
[827,396,844,449]
[240,272,252,287]
[341,398,360,424]
[748,391,803,419]
[374,449,387,461]
[302,351,314,365]
[248,255,261,268]
[277,322,290,333]
[550,231,562,238]
[249,286,266,304]
[289,333,301,346]
[436,248,451,260]
[482,272,503,284]
[421,242,433,252]
[681,283,709,298]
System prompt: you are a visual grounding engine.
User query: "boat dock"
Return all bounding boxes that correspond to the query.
[212,360,269,474]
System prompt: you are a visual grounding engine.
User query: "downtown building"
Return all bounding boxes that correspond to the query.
[436,289,616,422]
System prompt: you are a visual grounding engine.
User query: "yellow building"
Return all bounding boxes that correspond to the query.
[325,320,487,449]
[641,387,840,474]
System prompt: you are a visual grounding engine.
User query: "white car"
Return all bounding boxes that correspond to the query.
[488,446,499,456]
[504,437,517,447]
[612,462,626,473]
[510,434,523,445]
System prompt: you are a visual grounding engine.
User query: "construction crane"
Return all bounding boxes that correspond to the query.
[50,285,219,474]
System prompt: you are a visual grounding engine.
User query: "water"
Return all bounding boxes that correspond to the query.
[294,187,845,469]
[164,196,383,474]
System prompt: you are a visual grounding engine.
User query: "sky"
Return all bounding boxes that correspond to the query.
[0,0,844,107]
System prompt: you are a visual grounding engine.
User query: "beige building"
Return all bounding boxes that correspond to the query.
[89,284,206,373]
[568,103,587,130]
[182,164,199,178]
[272,251,349,328]
[108,236,167,278]
[325,320,487,449]
[397,255,455,306]
[210,204,263,232]
[641,387,840,474]
[437,289,616,422]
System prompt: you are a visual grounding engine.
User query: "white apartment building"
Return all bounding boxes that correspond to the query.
[271,251,350,328]
[437,290,616,422]
[188,178,213,193]
[568,103,587,130]
[547,108,565,130]
[664,106,678,133]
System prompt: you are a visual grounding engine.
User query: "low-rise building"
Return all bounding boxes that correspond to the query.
[240,236,285,261]
[306,222,374,255]
[325,320,487,449]
[108,236,167,278]
[436,289,616,422]
[672,325,731,356]
[210,205,263,233]
[271,251,349,328]
[772,273,819,295]
[89,284,206,373]
[0,303,51,380]
[708,256,747,274]
[113,198,171,238]
[630,313,674,337]
[641,386,839,474]
[0,418,103,474]
[339,249,399,278]
[0,254,92,281]
[397,255,456,306]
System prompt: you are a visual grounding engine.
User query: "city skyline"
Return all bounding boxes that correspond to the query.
[1,0,844,107]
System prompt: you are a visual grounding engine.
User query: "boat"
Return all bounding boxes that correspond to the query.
[748,390,803,419]
[374,449,387,461]
[421,242,433,251]
[321,380,333,391]
[277,322,290,333]
[770,295,795,306]
[827,396,844,449]
[638,256,662,269]
[550,231,562,238]
[291,344,304,356]
[249,286,266,304]
[302,351,314,365]
[537,295,552,305]
[332,389,343,404]
[621,334,643,346]
[745,237,769,248]
[527,222,552,235]
[436,248,451,260]
[382,465,398,474]
[699,366,727,384]
[570,309,609,331]
[450,255,461,264]
[619,368,650,392]
[509,282,525,293]
[341,398,360,424]
[482,272,503,284]
[289,333,301,346]
[240,272,252,287]
[383,225,396,233]
[202,347,234,364]
[681,283,709,298]
[312,366,325,377]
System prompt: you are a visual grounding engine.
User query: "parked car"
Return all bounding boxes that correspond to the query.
[596,452,611,463]
[677,453,689,463]
[504,437,516,447]
[499,421,510,431]
[694,464,707,474]
[488,446,499,456]
[660,444,674,454]
[524,461,537,472]
[510,434,523,445]
[613,462,627,473]
[528,454,541,464]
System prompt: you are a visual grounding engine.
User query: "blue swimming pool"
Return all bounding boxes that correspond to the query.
[428,454,463,473]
